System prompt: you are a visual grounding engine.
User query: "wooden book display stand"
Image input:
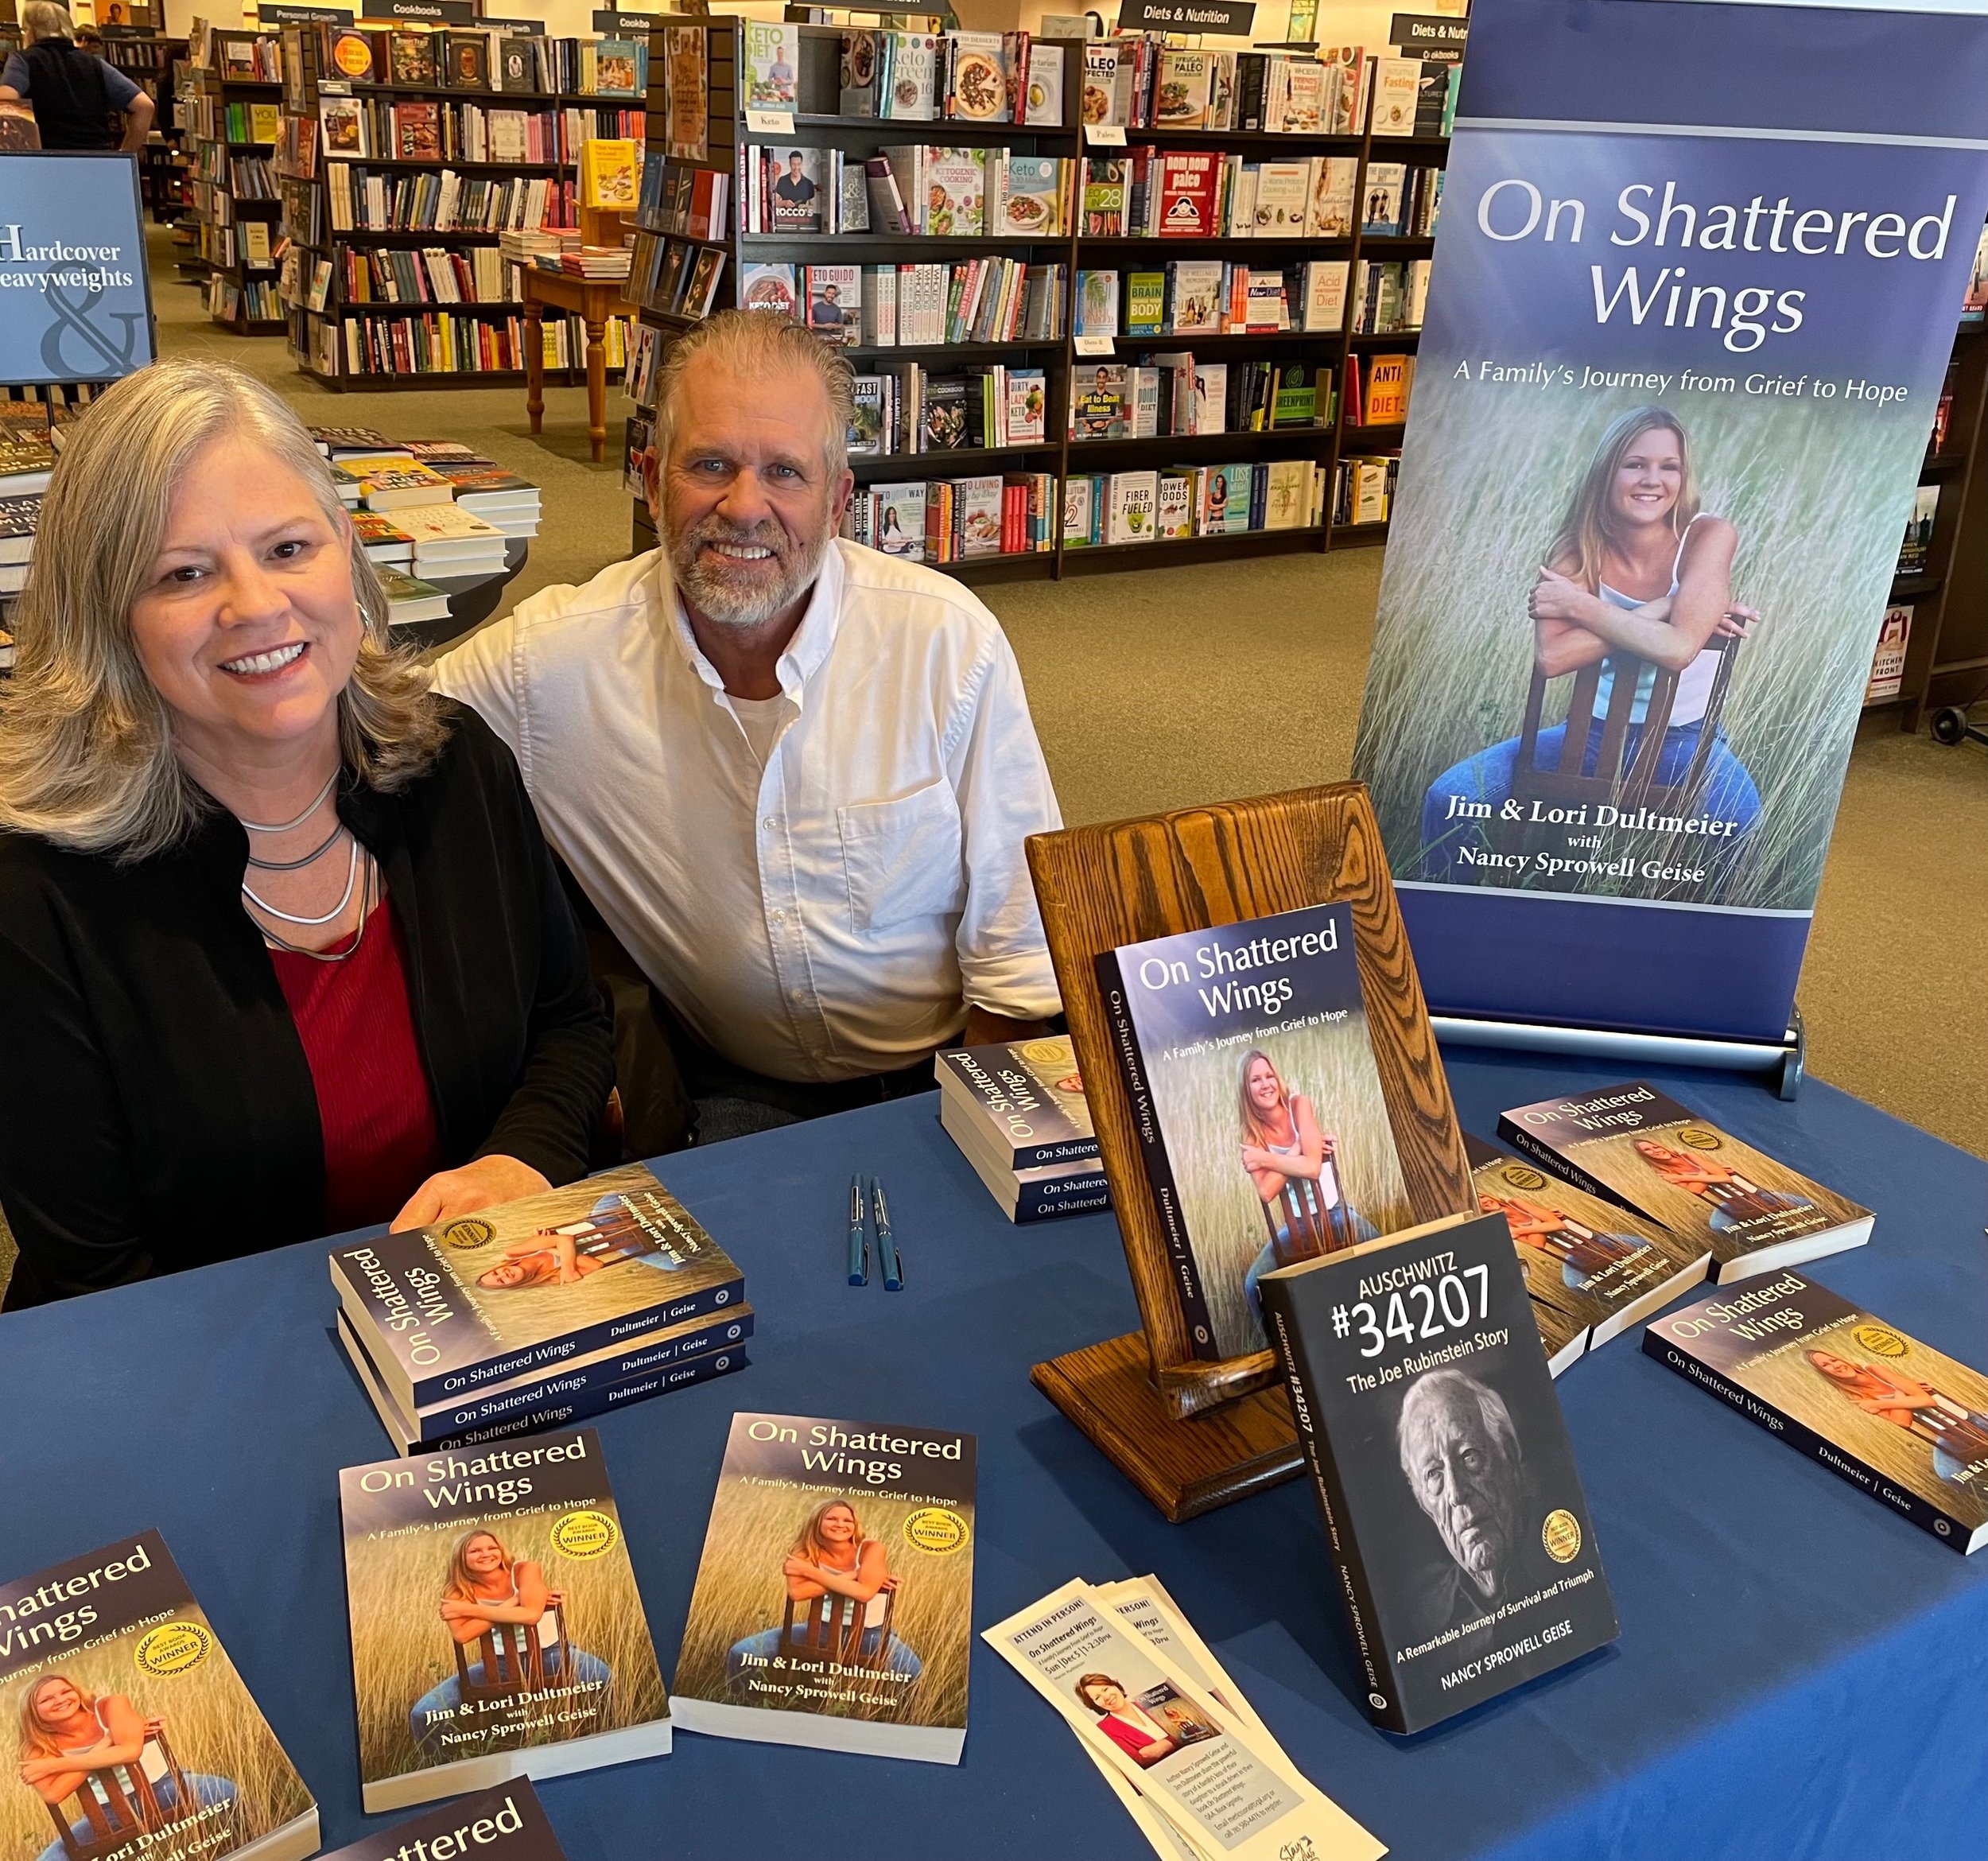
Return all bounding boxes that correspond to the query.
[1025,784,1473,1521]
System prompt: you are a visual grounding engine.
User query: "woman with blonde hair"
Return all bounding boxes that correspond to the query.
[0,358,612,1307]
[409,1529,611,1743]
[17,1671,235,1859]
[724,1498,922,1688]
[1419,405,1762,884]
[1237,1047,1376,1322]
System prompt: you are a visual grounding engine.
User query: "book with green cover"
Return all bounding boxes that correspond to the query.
[340,1428,670,1811]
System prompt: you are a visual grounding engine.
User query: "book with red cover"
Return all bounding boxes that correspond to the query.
[1157,150,1218,237]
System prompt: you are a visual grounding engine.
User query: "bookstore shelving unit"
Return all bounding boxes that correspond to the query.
[102,32,190,221]
[183,33,285,336]
[276,24,639,394]
[625,21,1450,583]
[1878,310,1988,732]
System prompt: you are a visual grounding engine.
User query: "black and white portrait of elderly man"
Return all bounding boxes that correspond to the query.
[1396,1368,1539,1638]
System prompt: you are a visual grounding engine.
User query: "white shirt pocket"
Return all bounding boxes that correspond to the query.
[838,780,966,933]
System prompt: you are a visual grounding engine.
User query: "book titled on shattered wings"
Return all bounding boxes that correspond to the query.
[670,1412,977,1764]
[0,1530,318,1861]
[330,1164,745,1416]
[1260,1210,1618,1734]
[320,1778,567,1859]
[1647,1272,1988,1554]
[1498,1083,1872,1284]
[339,1426,670,1812]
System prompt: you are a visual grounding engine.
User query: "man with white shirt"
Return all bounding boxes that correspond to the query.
[435,312,1062,1135]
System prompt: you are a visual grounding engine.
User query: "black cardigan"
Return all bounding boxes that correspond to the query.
[0,701,614,1307]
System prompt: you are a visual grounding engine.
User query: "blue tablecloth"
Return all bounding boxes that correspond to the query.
[2,1048,1984,1860]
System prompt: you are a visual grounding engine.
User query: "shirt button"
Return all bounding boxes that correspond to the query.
[790,987,806,1003]
[763,816,778,832]
[771,909,786,924]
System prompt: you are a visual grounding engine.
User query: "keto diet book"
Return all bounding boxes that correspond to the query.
[1260,1210,1619,1734]
[1466,1134,1708,1360]
[0,1532,317,1861]
[671,1412,977,1764]
[330,1165,746,1416]
[1498,1085,1873,1284]
[338,1427,670,1812]
[319,1780,565,1859]
[1095,901,1429,1361]
[1646,1273,1988,1553]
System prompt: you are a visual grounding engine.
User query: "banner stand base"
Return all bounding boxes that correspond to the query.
[1433,1004,1806,1101]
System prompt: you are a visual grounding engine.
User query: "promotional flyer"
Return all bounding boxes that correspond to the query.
[1350,0,1988,1041]
[0,153,154,384]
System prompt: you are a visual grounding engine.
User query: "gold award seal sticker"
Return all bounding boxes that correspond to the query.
[441,1216,495,1251]
[1853,1323,1908,1359]
[1501,1164,1547,1191]
[1678,1126,1723,1152]
[135,1622,211,1679]
[551,1510,618,1560]
[1541,1509,1582,1564]
[903,1508,969,1556]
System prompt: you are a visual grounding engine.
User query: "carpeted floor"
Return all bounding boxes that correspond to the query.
[12,232,1983,1297]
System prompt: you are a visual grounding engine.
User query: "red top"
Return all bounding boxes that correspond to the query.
[270,897,445,1234]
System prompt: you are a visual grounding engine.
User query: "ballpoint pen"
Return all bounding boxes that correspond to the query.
[870,1175,903,1292]
[848,1174,869,1286]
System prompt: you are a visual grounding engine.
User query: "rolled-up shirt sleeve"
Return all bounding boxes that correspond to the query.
[943,627,1064,1020]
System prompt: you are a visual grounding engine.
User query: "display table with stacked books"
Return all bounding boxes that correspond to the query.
[0,1051,1980,1859]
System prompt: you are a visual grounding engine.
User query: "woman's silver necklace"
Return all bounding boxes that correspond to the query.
[246,817,344,872]
[243,834,363,927]
[235,767,340,836]
[257,856,377,963]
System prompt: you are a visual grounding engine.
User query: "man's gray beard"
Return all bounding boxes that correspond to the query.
[668,514,830,629]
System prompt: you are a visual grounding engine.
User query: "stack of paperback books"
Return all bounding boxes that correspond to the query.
[935,1034,1108,1222]
[986,1575,1384,1860]
[322,1780,569,1859]
[332,1164,751,1452]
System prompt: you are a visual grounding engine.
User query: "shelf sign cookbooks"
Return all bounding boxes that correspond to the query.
[1349,0,1988,1045]
[0,154,155,385]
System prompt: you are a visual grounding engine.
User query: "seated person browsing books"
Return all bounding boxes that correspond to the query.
[436,313,1062,1135]
[0,360,613,1308]
[725,1499,922,1686]
[411,1529,610,1746]
[18,1672,238,1861]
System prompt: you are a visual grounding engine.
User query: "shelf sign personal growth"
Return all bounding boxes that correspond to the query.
[1349,0,1988,1049]
[0,153,154,384]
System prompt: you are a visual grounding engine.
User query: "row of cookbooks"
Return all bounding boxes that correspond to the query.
[732,258,1064,347]
[740,143,1066,240]
[1079,152,1437,242]
[1078,259,1349,338]
[846,473,1060,560]
[849,362,1047,453]
[314,93,644,165]
[284,22,648,98]
[1071,358,1334,439]
[747,18,1063,126]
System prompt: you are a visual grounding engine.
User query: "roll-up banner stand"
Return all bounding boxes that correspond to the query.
[1350,0,1988,1094]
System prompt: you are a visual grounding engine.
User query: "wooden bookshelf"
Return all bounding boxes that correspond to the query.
[274,22,642,392]
[182,37,286,335]
[624,21,1450,582]
[1883,310,1988,732]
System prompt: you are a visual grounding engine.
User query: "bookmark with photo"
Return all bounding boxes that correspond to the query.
[1091,1576,1276,1748]
[984,1581,1385,1861]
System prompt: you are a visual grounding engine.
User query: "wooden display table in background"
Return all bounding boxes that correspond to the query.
[521,206,629,465]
